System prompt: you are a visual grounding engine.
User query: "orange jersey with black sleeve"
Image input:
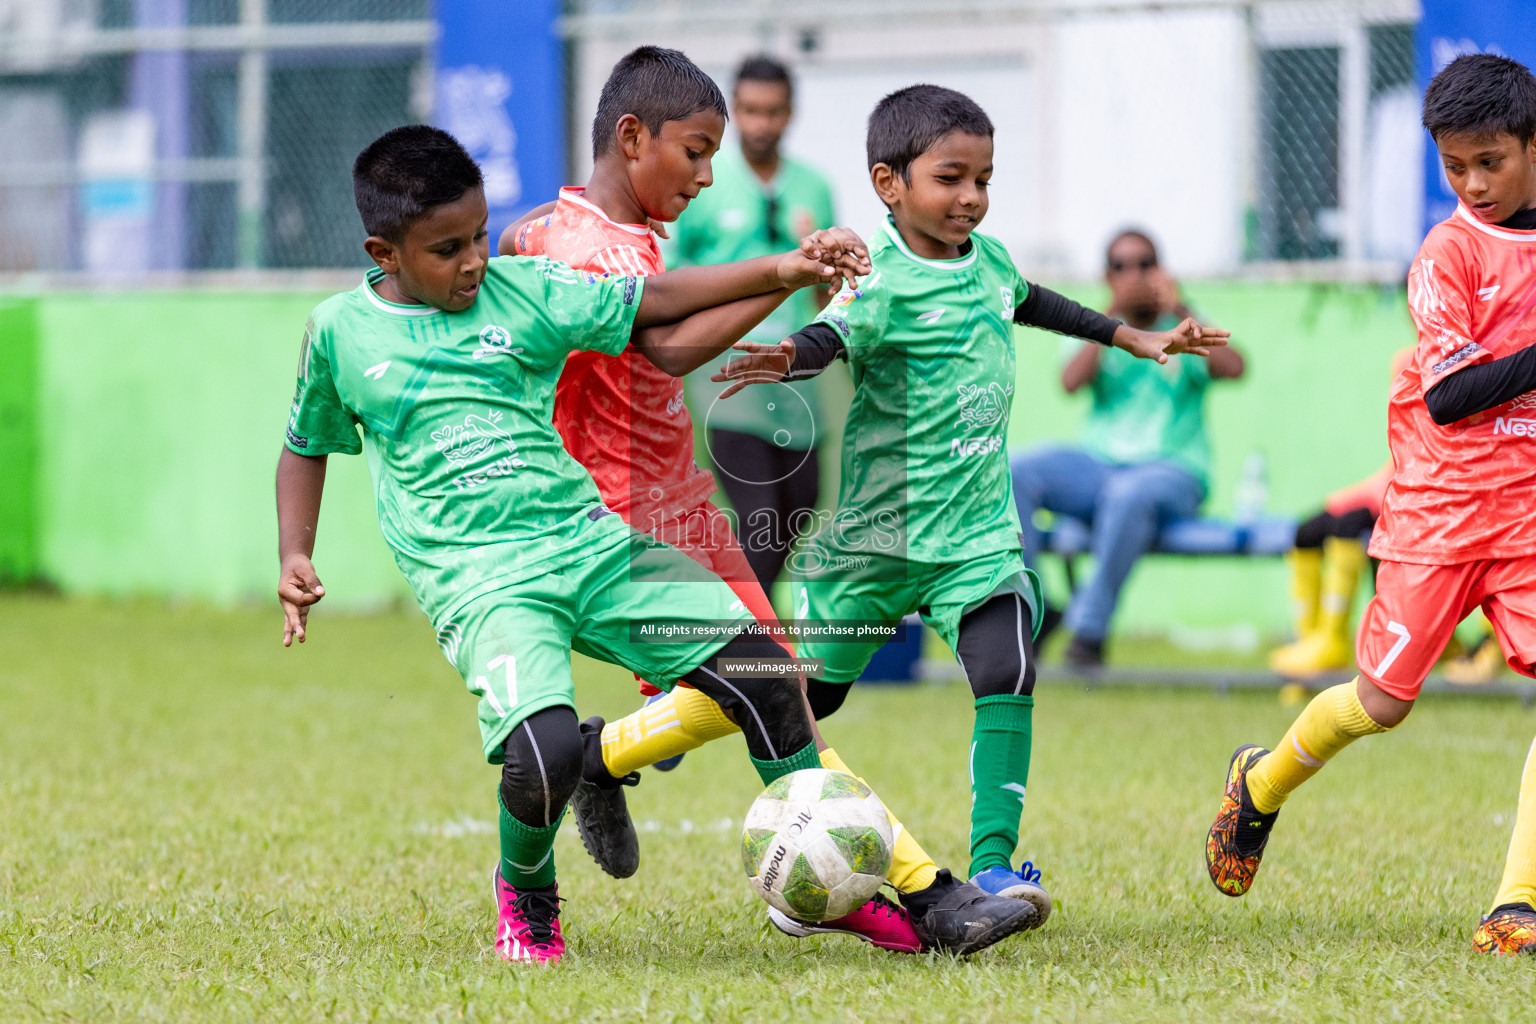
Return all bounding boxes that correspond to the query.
[1371,204,1536,564]
[514,187,717,532]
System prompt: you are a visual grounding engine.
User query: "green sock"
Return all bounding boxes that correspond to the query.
[749,741,822,785]
[498,791,562,890]
[968,694,1034,877]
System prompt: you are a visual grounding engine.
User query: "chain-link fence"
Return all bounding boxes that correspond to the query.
[1251,15,1418,265]
[0,0,433,275]
[0,0,1427,278]
[565,0,1424,281]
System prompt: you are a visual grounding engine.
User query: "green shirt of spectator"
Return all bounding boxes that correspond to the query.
[1070,311,1214,485]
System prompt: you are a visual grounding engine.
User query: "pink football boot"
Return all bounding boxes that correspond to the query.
[767,891,925,953]
[493,868,565,965]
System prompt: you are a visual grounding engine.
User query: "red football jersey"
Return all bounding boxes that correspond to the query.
[515,187,716,531]
[1371,204,1536,564]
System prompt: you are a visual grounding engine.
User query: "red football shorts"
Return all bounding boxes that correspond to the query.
[1356,556,1536,700]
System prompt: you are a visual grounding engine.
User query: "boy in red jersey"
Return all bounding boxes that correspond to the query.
[500,46,1039,956]
[1204,54,1536,955]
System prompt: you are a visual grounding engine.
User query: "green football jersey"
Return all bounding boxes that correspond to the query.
[671,147,835,447]
[808,218,1029,563]
[285,256,644,624]
[1068,310,1212,482]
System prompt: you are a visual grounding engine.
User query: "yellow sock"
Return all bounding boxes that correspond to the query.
[1492,735,1536,912]
[600,686,740,777]
[1246,679,1390,814]
[819,747,939,893]
[1287,547,1323,637]
[1318,536,1366,640]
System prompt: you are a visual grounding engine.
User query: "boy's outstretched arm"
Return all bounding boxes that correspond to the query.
[1012,282,1231,363]
[633,228,869,330]
[709,322,843,399]
[631,288,795,377]
[276,447,328,647]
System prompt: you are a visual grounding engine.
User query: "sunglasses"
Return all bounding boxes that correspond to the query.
[764,192,782,247]
[1108,255,1157,274]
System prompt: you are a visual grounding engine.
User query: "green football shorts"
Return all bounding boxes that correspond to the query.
[791,547,1042,685]
[435,527,751,762]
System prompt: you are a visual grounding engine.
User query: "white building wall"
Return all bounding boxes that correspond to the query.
[563,0,1416,281]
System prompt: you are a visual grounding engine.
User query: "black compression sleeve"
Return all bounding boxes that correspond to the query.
[1423,344,1536,425]
[1013,283,1121,346]
[784,322,847,379]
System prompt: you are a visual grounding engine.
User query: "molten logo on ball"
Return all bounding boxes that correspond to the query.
[741,769,893,922]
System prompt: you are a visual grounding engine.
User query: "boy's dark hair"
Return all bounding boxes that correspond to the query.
[352,125,483,243]
[1423,54,1536,144]
[591,45,728,160]
[867,84,993,180]
[735,53,793,101]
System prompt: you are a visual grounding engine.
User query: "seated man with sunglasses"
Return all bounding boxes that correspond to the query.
[1009,229,1246,668]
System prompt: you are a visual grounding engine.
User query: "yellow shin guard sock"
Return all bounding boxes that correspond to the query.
[1287,547,1324,638]
[1246,679,1391,815]
[1318,536,1366,640]
[1492,735,1536,912]
[600,686,740,778]
[820,747,940,893]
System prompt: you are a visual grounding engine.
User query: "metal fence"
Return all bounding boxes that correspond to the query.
[0,0,433,275]
[563,0,1425,282]
[0,0,1426,278]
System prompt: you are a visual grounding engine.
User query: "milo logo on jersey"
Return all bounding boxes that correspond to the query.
[432,408,528,489]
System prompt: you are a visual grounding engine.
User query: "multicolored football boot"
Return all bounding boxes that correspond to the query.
[493,868,564,965]
[1472,902,1536,955]
[1205,744,1280,897]
[970,860,1053,927]
[767,891,925,953]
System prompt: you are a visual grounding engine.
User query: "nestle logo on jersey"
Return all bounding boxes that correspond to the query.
[1493,416,1536,437]
[951,436,1004,457]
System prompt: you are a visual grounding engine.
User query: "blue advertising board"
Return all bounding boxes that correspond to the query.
[1419,0,1536,235]
[434,0,564,243]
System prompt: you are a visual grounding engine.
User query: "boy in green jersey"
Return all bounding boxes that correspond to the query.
[714,86,1229,906]
[275,124,878,965]
[500,48,1040,958]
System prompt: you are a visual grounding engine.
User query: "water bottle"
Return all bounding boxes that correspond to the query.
[1233,452,1268,524]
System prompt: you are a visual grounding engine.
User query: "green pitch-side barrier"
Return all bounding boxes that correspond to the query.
[2,280,1411,635]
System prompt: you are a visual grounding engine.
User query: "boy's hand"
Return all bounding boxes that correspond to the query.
[278,554,326,647]
[778,227,870,290]
[711,338,796,399]
[1113,317,1231,363]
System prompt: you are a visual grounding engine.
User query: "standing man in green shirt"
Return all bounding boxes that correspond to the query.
[1010,229,1246,668]
[671,55,836,593]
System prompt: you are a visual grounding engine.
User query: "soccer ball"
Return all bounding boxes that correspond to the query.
[740,768,893,922]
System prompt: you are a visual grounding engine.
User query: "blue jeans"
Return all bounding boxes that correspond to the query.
[1010,447,1205,642]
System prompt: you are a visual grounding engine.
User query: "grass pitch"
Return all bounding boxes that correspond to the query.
[3,595,1535,1022]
